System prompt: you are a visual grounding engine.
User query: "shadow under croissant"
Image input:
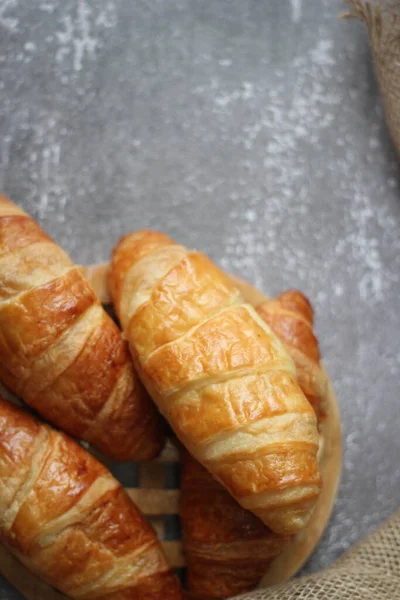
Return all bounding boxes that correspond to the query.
[0,267,342,600]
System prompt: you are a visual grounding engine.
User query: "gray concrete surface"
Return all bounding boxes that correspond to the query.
[1,0,400,598]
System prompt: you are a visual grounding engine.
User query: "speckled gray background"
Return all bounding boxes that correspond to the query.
[1,0,400,598]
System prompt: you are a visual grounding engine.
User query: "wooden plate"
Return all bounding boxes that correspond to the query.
[0,265,342,600]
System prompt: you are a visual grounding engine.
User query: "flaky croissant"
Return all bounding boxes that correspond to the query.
[181,290,328,599]
[109,230,321,535]
[256,290,328,423]
[0,195,164,461]
[181,451,291,600]
[0,396,183,599]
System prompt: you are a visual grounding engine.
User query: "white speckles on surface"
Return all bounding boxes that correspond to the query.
[218,58,232,67]
[40,2,55,13]
[333,282,344,297]
[290,0,302,23]
[95,5,117,29]
[213,81,255,108]
[310,39,336,66]
[0,0,18,32]
[38,140,61,218]
[56,3,98,72]
[244,208,257,222]
[55,1,117,73]
[0,1,400,597]
[23,41,36,52]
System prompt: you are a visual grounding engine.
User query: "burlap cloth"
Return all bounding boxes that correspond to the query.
[343,0,400,154]
[235,3,400,598]
[235,510,400,599]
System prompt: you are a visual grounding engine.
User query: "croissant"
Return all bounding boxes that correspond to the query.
[0,396,183,599]
[181,451,291,600]
[109,230,321,535]
[181,290,329,599]
[256,290,328,423]
[0,195,164,461]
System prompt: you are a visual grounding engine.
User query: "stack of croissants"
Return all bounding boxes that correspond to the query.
[0,194,334,600]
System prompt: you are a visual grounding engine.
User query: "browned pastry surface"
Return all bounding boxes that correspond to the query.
[257,291,328,422]
[0,195,164,461]
[181,290,329,599]
[0,396,183,599]
[0,267,342,600]
[109,230,321,535]
[181,452,291,599]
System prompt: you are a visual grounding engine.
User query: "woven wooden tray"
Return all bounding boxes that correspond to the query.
[0,269,342,600]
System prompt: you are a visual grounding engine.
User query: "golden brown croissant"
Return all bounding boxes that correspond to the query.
[181,451,291,600]
[0,195,164,461]
[256,290,328,422]
[109,230,321,535]
[181,290,329,599]
[0,396,183,599]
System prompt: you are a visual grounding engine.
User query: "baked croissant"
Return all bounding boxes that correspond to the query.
[256,290,328,423]
[0,396,183,599]
[181,291,328,599]
[181,451,291,600]
[109,230,321,534]
[0,195,164,461]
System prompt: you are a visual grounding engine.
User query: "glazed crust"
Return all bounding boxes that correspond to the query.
[0,396,182,599]
[181,452,291,599]
[256,291,328,421]
[181,290,329,599]
[109,231,321,535]
[0,195,164,461]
